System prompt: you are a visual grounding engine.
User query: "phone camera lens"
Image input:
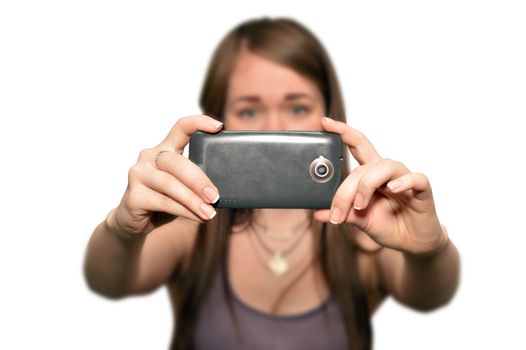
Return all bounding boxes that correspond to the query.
[315,164,328,177]
[309,156,334,183]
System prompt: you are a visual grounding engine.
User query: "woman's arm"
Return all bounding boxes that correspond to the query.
[83,209,199,299]
[377,225,460,311]
[314,117,461,311]
[84,115,224,299]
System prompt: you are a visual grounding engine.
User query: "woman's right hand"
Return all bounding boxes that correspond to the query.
[108,115,224,237]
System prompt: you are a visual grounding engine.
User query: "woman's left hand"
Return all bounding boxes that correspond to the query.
[313,117,448,255]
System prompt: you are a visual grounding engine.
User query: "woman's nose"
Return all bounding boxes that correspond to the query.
[263,111,285,131]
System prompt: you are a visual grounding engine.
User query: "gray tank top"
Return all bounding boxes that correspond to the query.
[194,269,349,349]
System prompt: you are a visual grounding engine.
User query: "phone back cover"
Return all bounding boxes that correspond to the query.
[189,131,343,208]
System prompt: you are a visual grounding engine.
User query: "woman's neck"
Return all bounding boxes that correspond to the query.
[252,209,311,231]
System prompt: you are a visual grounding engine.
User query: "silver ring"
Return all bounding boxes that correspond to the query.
[154,150,170,169]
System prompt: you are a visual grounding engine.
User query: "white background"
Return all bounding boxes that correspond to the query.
[1,0,525,349]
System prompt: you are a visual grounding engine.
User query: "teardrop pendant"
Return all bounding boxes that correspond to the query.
[268,251,289,276]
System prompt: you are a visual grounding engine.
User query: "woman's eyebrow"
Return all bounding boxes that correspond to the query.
[228,92,315,108]
[284,93,316,101]
[228,96,261,108]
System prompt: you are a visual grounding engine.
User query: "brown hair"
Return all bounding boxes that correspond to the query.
[171,17,372,349]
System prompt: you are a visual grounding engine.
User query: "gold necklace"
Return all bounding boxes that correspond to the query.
[248,220,311,277]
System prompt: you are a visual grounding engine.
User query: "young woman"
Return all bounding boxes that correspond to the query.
[84,17,460,350]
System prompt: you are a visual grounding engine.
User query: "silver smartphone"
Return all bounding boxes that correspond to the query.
[189,130,343,208]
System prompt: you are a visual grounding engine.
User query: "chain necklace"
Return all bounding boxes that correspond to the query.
[252,214,309,241]
[248,220,311,277]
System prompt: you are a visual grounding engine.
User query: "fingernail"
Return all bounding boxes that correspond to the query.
[203,186,220,203]
[215,121,224,129]
[324,117,333,123]
[353,193,365,210]
[387,179,401,191]
[200,203,217,219]
[329,207,341,224]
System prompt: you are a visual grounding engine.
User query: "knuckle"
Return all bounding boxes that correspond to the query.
[170,119,184,133]
[177,190,194,208]
[382,158,394,166]
[393,160,407,171]
[355,131,370,146]
[127,165,140,182]
[382,158,403,171]
[376,158,390,170]
[174,117,184,126]
[359,176,375,192]
[418,173,430,185]
[350,164,367,177]
[138,148,151,161]
[177,116,191,125]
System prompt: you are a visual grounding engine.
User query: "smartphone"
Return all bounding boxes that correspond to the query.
[189,130,343,208]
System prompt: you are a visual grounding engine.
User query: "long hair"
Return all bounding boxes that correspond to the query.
[171,17,372,349]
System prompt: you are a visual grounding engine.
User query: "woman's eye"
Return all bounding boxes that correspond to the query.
[290,105,309,116]
[238,108,258,118]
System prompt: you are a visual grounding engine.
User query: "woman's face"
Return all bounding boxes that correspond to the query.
[224,50,325,131]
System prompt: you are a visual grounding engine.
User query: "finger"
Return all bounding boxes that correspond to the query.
[161,115,224,154]
[321,117,381,165]
[314,206,369,228]
[129,184,206,224]
[327,165,369,224]
[310,211,384,250]
[353,159,410,210]
[146,149,220,204]
[386,172,433,201]
[140,167,219,222]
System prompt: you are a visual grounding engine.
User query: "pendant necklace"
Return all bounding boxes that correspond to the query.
[248,220,311,277]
